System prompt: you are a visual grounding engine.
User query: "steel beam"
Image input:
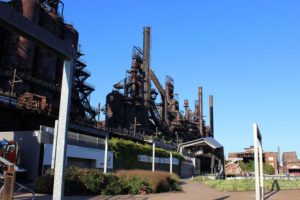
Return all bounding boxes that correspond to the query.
[0,3,74,59]
[149,69,165,97]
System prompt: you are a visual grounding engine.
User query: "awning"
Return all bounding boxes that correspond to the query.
[178,137,223,151]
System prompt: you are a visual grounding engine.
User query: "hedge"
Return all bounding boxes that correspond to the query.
[35,168,181,195]
[109,138,182,173]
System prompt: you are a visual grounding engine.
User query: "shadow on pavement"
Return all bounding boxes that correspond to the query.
[95,196,149,200]
[265,180,280,200]
[14,194,149,200]
[214,195,230,200]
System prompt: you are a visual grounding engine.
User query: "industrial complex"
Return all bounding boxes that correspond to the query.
[0,0,300,194]
[0,0,225,181]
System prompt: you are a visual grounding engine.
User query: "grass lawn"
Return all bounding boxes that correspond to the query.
[194,176,300,192]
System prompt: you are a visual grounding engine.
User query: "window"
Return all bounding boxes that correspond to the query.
[268,157,274,161]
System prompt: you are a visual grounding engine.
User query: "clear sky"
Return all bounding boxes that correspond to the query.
[62,0,300,159]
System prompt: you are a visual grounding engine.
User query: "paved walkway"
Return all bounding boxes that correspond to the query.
[15,180,300,200]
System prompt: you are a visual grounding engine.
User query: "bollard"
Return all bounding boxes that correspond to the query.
[0,165,16,200]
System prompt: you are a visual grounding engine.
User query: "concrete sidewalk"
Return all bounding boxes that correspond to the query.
[14,180,300,200]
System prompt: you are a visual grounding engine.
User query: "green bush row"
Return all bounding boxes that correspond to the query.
[35,167,181,195]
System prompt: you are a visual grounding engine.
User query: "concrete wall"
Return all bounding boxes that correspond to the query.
[0,131,41,180]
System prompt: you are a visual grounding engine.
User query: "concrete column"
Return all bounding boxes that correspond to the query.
[211,154,215,174]
[104,134,109,174]
[253,123,264,200]
[53,59,74,200]
[259,141,264,199]
[51,120,59,169]
[170,152,173,173]
[254,123,260,200]
[152,142,155,172]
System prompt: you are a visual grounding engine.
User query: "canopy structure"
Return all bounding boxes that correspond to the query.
[178,137,223,152]
[178,137,224,176]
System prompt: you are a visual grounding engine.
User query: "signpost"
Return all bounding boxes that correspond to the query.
[253,123,264,200]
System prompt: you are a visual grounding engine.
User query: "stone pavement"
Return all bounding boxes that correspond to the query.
[14,180,300,200]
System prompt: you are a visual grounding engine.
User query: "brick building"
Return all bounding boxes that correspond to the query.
[282,152,300,175]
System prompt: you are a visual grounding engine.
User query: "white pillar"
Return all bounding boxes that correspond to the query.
[104,134,108,174]
[170,152,173,173]
[253,123,260,200]
[51,120,59,169]
[152,142,155,172]
[53,59,74,200]
[259,141,264,200]
[211,154,215,174]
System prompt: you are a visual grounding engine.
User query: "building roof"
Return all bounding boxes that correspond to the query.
[178,137,223,150]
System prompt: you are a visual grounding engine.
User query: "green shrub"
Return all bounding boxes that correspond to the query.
[79,168,106,194]
[263,164,275,175]
[103,174,124,195]
[35,168,180,195]
[116,169,181,193]
[35,173,54,194]
[120,176,152,194]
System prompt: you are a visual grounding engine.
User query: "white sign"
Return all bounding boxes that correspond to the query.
[43,144,113,169]
[138,155,179,165]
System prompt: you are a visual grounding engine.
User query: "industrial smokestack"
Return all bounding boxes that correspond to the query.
[143,27,151,111]
[184,99,189,119]
[209,95,214,137]
[198,87,204,136]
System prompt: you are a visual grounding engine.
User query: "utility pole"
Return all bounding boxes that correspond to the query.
[9,69,22,97]
[133,117,137,135]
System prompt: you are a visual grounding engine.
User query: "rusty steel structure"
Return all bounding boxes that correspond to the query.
[106,27,215,143]
[0,0,98,130]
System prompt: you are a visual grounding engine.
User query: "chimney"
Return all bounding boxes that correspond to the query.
[209,95,214,137]
[143,27,151,111]
[184,99,189,119]
[198,87,204,136]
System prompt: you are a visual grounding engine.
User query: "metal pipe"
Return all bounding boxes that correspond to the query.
[209,95,214,136]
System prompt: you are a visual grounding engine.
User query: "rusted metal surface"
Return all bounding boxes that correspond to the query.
[143,27,151,111]
[209,95,214,136]
[106,27,216,144]
[198,86,204,136]
[0,2,98,127]
[0,3,74,59]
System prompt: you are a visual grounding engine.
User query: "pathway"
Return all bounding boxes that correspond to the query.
[15,180,300,200]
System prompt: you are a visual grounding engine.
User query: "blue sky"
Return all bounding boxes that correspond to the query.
[62,0,300,159]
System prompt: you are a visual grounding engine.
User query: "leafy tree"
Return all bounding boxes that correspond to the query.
[238,160,275,175]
